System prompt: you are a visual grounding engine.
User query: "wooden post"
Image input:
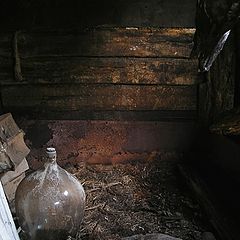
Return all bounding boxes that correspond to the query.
[0,181,20,240]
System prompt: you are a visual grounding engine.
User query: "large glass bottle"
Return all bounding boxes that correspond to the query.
[15,148,85,240]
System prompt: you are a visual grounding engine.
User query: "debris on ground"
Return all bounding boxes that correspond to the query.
[64,153,209,240]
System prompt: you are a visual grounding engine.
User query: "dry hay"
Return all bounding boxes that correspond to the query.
[65,153,208,240]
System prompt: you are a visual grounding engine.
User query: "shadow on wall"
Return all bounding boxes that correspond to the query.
[0,0,195,30]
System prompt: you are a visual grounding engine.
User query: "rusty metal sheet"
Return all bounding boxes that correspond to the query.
[22,120,197,168]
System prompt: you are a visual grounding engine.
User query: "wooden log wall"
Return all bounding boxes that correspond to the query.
[198,32,237,125]
[0,27,198,120]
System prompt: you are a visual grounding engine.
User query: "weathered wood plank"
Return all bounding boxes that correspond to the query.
[0,181,20,240]
[18,28,195,58]
[0,33,12,57]
[1,84,196,111]
[0,1,196,30]
[15,57,198,85]
[0,57,198,85]
[0,57,13,81]
[0,33,14,82]
[0,0,196,30]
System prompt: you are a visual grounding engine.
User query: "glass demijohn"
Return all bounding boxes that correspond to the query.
[15,148,85,240]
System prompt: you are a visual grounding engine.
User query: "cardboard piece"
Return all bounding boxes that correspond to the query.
[0,113,30,172]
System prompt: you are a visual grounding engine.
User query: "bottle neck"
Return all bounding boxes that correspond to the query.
[46,148,57,164]
[47,155,57,164]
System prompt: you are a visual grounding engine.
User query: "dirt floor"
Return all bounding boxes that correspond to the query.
[62,153,210,240]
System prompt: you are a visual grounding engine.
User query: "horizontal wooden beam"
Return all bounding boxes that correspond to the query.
[1,84,197,112]
[0,34,12,57]
[0,57,13,81]
[8,57,197,85]
[17,27,195,58]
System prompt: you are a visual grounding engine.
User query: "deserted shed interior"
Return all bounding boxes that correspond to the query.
[0,0,240,240]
